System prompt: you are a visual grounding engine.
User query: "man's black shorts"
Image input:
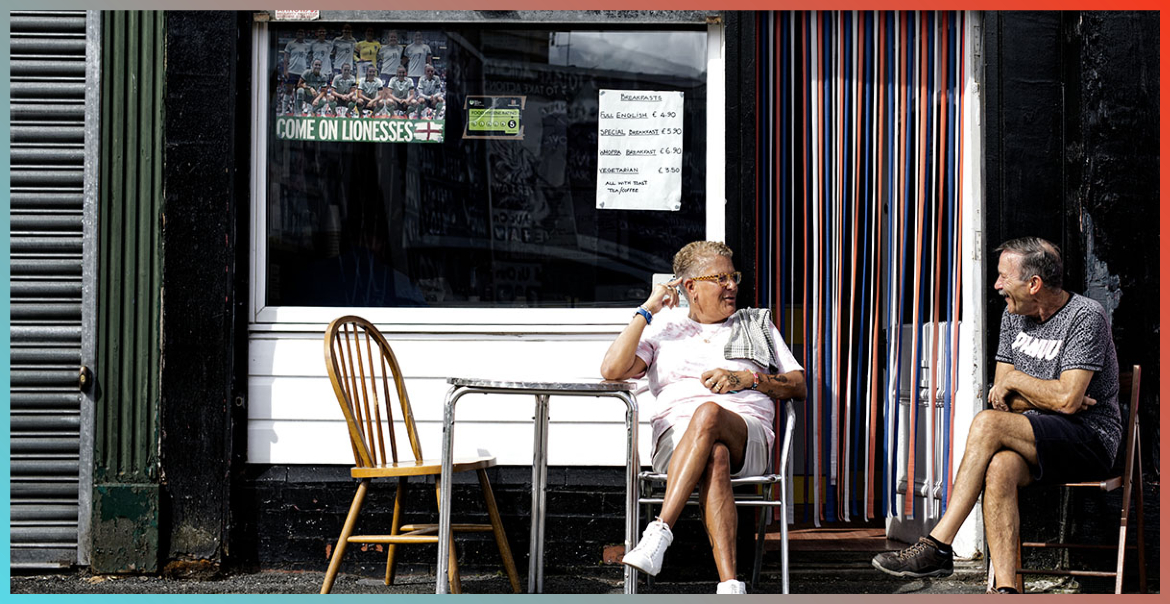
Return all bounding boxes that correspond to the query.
[1026,411,1114,485]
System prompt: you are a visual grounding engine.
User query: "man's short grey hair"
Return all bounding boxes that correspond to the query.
[995,236,1063,290]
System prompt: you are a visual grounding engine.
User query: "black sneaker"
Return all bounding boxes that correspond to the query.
[871,536,954,578]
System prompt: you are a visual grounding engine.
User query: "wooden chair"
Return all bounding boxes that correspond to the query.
[637,399,797,593]
[320,315,521,594]
[1010,364,1146,593]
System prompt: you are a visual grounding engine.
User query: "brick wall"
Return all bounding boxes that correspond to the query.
[230,465,756,581]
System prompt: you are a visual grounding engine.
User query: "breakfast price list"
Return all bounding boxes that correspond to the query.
[595,90,684,211]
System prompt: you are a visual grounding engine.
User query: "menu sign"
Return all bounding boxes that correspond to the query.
[595,90,684,211]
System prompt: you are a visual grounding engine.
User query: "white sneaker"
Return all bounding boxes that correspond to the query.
[621,519,673,576]
[716,579,747,594]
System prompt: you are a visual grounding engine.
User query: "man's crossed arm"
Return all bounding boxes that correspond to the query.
[988,362,1096,415]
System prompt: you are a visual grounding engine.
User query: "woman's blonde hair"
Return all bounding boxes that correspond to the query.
[672,240,734,278]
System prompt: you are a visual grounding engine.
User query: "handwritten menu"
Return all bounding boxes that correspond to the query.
[595,90,684,211]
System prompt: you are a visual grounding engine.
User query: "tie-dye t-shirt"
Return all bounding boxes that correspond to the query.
[634,307,802,452]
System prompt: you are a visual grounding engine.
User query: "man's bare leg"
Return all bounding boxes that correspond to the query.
[930,410,1038,544]
[873,410,1041,579]
[984,450,1032,590]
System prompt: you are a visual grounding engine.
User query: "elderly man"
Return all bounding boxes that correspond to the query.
[872,237,1121,594]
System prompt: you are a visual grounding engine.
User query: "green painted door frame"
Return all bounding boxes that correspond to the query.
[91,10,165,574]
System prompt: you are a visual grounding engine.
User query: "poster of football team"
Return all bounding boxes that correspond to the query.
[274,23,447,144]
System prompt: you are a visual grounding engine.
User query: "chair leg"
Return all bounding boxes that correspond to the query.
[477,468,522,593]
[751,503,767,590]
[779,502,789,595]
[1135,445,1146,593]
[642,502,654,588]
[434,482,462,594]
[384,477,407,586]
[1120,437,1147,594]
[322,479,369,594]
[1114,524,1128,594]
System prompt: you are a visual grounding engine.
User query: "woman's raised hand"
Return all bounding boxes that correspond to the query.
[642,277,683,314]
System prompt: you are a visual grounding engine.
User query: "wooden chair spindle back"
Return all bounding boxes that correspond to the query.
[326,316,425,468]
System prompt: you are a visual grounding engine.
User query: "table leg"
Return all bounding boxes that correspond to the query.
[621,391,639,594]
[436,385,462,594]
[529,393,550,593]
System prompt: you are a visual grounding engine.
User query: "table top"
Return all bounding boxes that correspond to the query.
[447,377,637,392]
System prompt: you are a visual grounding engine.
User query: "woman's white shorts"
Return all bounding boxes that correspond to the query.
[651,412,770,477]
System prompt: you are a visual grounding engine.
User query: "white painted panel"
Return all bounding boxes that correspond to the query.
[250,375,648,423]
[250,377,338,420]
[250,336,615,381]
[249,419,654,467]
[247,332,659,464]
[705,19,726,241]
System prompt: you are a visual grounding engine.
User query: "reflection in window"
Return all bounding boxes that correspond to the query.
[266,25,707,308]
[548,31,706,80]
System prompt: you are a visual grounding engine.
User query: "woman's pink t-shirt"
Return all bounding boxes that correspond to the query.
[634,307,803,452]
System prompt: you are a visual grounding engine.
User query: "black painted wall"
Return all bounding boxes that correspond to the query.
[725,12,757,303]
[1069,12,1160,470]
[983,11,1159,476]
[158,11,252,574]
[983,11,1159,587]
[150,10,1157,580]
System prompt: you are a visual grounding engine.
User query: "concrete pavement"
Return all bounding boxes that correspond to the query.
[4,556,1010,595]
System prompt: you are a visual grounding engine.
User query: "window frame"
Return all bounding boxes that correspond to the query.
[248,18,727,331]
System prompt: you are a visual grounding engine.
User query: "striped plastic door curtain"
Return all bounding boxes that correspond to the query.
[754,11,971,525]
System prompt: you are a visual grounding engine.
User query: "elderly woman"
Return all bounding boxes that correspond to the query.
[600,241,806,594]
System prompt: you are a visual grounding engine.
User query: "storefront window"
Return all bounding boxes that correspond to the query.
[264,23,708,308]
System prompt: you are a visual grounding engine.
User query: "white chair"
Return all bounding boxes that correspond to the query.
[636,399,797,593]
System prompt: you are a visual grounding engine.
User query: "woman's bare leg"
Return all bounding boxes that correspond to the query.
[698,442,738,581]
[656,402,748,527]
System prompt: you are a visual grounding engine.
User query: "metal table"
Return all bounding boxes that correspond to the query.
[436,378,640,594]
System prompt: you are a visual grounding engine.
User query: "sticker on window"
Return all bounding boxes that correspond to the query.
[463,95,526,140]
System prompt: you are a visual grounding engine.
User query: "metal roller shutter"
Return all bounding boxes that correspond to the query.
[9,9,96,568]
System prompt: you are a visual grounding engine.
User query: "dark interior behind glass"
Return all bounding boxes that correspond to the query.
[266,24,707,308]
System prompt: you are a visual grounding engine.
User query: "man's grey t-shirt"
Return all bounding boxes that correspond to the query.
[995,292,1121,460]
